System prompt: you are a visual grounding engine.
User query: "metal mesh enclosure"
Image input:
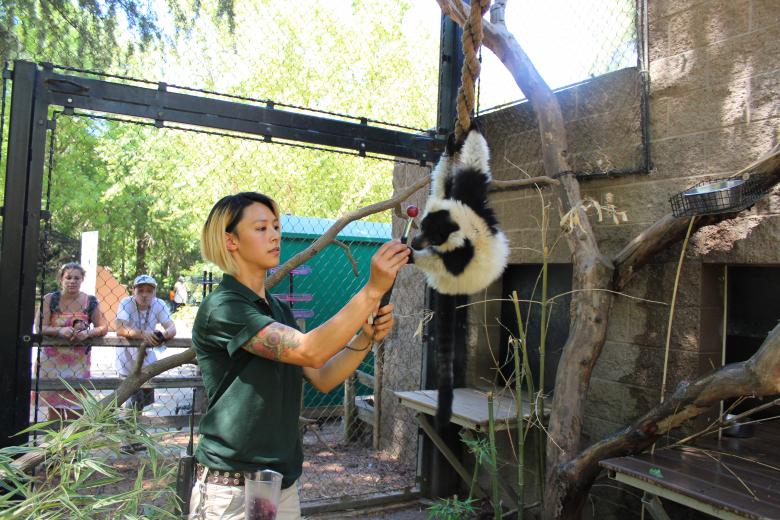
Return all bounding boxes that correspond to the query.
[478,0,639,110]
[480,68,645,178]
[477,0,646,178]
[27,99,428,507]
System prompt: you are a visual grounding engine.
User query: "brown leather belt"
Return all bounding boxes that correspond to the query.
[196,463,244,486]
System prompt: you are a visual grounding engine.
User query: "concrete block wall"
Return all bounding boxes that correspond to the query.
[389,0,778,514]
[580,3,779,515]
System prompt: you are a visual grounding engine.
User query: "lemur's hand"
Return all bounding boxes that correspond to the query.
[446,121,483,156]
[367,240,410,297]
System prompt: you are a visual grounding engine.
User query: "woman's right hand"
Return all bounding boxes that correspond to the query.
[59,326,75,340]
[367,240,411,297]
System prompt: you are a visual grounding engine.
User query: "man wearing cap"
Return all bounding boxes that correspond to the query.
[115,274,177,412]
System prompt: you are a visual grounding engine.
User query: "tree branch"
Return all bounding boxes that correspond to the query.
[132,343,147,376]
[266,175,431,289]
[549,321,780,518]
[332,239,359,277]
[103,347,197,409]
[489,176,560,191]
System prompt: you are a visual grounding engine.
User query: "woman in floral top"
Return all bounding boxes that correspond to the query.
[37,262,108,420]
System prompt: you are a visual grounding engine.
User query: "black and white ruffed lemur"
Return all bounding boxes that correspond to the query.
[410,127,509,429]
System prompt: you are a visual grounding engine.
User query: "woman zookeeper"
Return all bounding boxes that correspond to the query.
[189,192,410,519]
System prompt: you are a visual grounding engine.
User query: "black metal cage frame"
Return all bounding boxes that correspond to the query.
[0,56,451,449]
[1,5,651,502]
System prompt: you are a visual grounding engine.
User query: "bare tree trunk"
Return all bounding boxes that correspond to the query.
[134,229,146,275]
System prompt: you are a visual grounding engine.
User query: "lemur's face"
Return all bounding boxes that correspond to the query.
[411,210,459,250]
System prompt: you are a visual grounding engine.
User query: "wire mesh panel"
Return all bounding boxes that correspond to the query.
[477,0,639,111]
[30,106,426,506]
[477,0,645,178]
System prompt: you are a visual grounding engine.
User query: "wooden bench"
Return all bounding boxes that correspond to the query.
[395,387,548,504]
[600,421,780,520]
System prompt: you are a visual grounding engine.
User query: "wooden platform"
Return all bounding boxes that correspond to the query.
[395,388,545,432]
[601,421,780,519]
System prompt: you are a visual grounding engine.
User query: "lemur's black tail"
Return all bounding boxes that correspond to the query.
[435,293,456,431]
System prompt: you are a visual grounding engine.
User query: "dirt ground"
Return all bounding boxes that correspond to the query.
[299,419,416,501]
[102,418,419,516]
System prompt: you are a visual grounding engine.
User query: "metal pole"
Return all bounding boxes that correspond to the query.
[419,13,465,498]
[0,61,48,446]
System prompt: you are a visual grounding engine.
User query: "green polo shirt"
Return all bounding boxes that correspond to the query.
[192,274,303,489]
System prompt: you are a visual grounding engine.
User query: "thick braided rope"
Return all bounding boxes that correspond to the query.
[454,0,490,142]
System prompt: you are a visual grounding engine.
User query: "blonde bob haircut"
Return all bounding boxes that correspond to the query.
[201,192,280,275]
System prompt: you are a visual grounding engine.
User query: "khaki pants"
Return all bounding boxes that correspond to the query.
[189,469,301,519]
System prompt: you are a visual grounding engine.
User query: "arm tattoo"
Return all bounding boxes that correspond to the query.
[243,322,300,361]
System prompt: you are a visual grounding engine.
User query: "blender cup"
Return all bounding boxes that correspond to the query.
[244,469,283,520]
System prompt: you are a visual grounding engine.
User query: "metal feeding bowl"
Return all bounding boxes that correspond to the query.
[669,176,765,217]
[684,178,744,206]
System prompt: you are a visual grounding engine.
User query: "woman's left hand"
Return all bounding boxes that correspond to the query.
[363,303,394,343]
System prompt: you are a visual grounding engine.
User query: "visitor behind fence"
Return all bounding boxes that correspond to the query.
[37,262,108,421]
[188,192,409,520]
[115,274,177,411]
[173,275,189,312]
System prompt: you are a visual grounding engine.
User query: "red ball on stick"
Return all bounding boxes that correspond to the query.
[406,205,419,218]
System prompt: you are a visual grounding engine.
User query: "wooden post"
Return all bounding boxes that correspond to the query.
[343,373,357,441]
[372,342,384,450]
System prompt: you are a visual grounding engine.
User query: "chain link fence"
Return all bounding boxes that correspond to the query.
[25,82,429,507]
[478,0,646,178]
[3,0,644,510]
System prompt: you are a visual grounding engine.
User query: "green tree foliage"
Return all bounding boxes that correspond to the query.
[1,0,160,68]
[0,0,237,68]
[16,0,438,288]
